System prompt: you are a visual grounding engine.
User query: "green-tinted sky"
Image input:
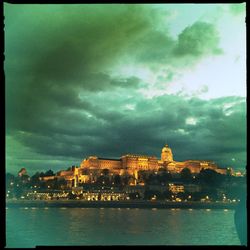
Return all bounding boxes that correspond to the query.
[5,3,246,175]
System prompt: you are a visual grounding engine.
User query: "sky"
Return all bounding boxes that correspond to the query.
[5,3,246,175]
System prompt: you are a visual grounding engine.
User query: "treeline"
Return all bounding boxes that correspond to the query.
[6,170,67,198]
[6,167,246,201]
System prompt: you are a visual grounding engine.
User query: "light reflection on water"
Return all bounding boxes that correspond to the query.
[6,208,241,247]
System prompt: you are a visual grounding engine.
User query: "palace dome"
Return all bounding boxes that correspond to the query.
[162,144,170,152]
[161,144,173,162]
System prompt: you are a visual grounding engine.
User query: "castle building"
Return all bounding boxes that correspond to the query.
[80,144,225,175]
[51,144,229,187]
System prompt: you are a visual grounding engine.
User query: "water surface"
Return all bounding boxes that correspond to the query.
[6,208,240,247]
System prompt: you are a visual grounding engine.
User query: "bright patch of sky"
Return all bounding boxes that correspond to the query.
[185,117,197,125]
[114,3,246,100]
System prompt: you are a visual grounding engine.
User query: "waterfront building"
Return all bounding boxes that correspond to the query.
[26,191,69,200]
[82,190,128,201]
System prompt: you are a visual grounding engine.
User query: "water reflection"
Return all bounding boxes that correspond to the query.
[6,208,241,247]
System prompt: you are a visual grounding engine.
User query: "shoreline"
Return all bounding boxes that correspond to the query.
[6,200,238,209]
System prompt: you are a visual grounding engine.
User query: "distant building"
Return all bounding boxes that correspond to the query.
[81,144,228,176]
[48,145,232,188]
[18,168,27,177]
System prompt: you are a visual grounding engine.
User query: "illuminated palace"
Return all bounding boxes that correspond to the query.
[53,145,230,187]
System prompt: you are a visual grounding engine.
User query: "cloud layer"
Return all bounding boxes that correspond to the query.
[5,4,246,174]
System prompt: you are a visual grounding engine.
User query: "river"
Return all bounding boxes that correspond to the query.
[6,207,241,247]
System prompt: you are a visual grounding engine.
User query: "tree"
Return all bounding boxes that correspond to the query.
[158,172,172,184]
[129,192,141,200]
[30,172,41,186]
[44,170,54,176]
[180,168,192,183]
[6,173,16,187]
[39,172,45,177]
[54,178,67,190]
[198,168,222,186]
[144,189,163,200]
[102,169,109,176]
[20,174,30,186]
[122,174,134,186]
[191,191,207,201]
[114,174,121,186]
[176,192,191,200]
[145,174,158,185]
[13,185,24,198]
[68,192,77,200]
[162,190,173,200]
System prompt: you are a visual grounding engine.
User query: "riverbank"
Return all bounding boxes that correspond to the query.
[6,199,238,209]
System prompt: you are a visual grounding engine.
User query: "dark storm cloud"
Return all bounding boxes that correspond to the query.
[11,93,246,170]
[5,4,169,135]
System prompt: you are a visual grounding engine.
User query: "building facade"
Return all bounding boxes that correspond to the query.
[48,144,229,187]
[80,144,227,175]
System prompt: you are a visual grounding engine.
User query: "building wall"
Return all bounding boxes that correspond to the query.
[121,155,158,171]
[98,159,121,169]
[164,160,219,174]
[78,175,90,184]
[80,151,221,175]
[63,145,230,188]
[81,155,159,173]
